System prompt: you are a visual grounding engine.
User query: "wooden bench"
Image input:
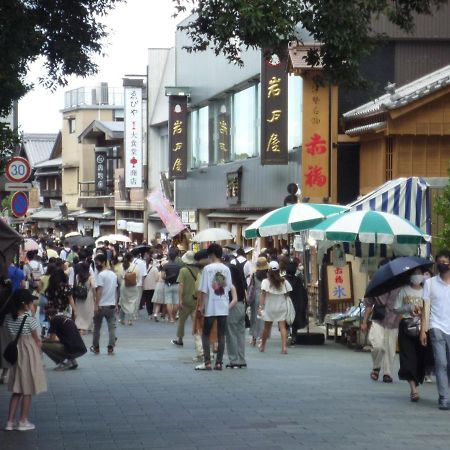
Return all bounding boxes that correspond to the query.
[324,300,354,342]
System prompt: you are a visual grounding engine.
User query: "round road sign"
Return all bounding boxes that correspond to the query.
[10,191,29,218]
[5,157,32,183]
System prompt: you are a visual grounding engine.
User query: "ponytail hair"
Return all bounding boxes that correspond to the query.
[267,269,284,290]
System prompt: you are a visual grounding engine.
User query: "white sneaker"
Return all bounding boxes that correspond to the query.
[4,421,15,431]
[17,420,35,431]
[424,375,433,383]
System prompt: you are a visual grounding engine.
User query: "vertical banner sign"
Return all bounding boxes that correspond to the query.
[261,50,288,165]
[124,86,143,188]
[301,77,330,200]
[168,96,188,179]
[95,149,107,194]
[218,102,231,163]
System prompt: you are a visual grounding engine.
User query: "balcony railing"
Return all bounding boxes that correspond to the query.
[64,83,123,109]
[79,181,114,198]
[41,189,62,198]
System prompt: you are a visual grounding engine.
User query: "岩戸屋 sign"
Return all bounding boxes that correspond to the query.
[124,86,143,188]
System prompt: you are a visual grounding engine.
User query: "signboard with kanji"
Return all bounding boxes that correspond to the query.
[301,77,337,200]
[325,263,353,302]
[260,50,288,165]
[124,86,143,188]
[95,149,108,194]
[168,96,188,180]
[218,101,231,163]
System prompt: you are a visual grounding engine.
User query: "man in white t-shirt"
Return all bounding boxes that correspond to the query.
[196,243,237,371]
[132,252,147,316]
[421,250,450,410]
[91,253,118,355]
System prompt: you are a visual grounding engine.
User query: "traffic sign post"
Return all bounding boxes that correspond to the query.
[5,157,32,183]
[10,192,29,218]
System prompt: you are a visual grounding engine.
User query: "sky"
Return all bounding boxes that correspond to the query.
[19,0,186,133]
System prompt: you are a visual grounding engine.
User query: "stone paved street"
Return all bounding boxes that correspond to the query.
[1,315,450,450]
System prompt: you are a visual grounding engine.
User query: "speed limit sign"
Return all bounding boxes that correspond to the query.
[5,157,32,183]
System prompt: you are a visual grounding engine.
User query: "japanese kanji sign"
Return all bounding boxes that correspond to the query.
[301,77,335,199]
[326,263,353,302]
[261,50,288,165]
[218,102,231,163]
[95,149,108,194]
[168,95,188,180]
[124,86,143,188]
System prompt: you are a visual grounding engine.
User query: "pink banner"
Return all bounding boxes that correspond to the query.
[147,190,186,237]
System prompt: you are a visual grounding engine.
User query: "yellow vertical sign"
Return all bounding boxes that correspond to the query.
[301,77,336,201]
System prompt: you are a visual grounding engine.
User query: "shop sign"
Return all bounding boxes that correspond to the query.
[124,86,143,188]
[325,263,353,302]
[218,102,231,163]
[226,166,242,205]
[260,50,288,165]
[95,149,108,193]
[301,78,333,199]
[168,96,188,179]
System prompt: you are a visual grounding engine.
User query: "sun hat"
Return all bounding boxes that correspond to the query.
[181,250,196,265]
[268,260,280,271]
[256,257,269,271]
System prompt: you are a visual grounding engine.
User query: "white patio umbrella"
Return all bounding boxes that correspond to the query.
[192,228,235,243]
[95,234,131,246]
[23,238,39,252]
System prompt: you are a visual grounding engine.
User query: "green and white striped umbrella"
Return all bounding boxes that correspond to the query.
[244,203,348,239]
[309,210,431,244]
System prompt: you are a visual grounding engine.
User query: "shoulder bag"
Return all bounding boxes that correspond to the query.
[124,265,137,287]
[3,315,28,365]
[284,281,296,326]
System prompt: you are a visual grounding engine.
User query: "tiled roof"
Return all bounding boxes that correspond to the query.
[22,133,58,168]
[343,64,450,120]
[78,120,123,142]
[34,157,62,169]
[345,121,387,136]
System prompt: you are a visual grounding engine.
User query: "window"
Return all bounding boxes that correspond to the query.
[232,85,259,160]
[188,106,209,168]
[68,118,76,134]
[288,75,302,150]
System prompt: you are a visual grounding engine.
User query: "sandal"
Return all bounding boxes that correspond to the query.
[214,362,223,371]
[370,369,380,381]
[195,362,212,371]
[410,392,420,402]
[90,346,99,354]
[383,375,393,383]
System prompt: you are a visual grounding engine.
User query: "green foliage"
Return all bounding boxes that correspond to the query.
[0,123,20,176]
[435,168,450,250]
[173,0,445,87]
[0,0,122,117]
[1,193,13,216]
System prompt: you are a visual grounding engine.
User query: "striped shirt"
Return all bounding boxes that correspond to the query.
[5,312,39,337]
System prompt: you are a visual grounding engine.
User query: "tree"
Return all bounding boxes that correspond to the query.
[0,0,123,115]
[173,0,446,87]
[435,169,450,250]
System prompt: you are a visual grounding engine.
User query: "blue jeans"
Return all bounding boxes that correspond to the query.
[429,328,450,405]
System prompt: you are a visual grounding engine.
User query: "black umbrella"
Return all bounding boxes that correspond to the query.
[223,243,240,251]
[365,256,433,298]
[132,244,152,255]
[66,235,96,247]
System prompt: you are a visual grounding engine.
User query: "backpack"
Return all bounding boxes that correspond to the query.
[73,276,89,301]
[124,265,137,287]
[26,263,41,290]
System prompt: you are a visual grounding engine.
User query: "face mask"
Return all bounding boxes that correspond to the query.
[410,274,424,285]
[117,257,123,262]
[437,263,450,274]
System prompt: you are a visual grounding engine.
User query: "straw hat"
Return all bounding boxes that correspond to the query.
[181,250,196,265]
[256,257,269,271]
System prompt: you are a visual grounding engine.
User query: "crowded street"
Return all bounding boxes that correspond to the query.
[1,315,450,450]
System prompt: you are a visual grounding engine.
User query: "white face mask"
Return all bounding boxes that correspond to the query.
[410,274,424,285]
[117,256,123,262]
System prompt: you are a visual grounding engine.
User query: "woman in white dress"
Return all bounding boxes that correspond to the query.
[258,260,292,354]
[74,262,96,334]
[119,253,140,325]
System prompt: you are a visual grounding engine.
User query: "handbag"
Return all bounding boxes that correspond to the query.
[286,297,296,326]
[124,265,137,287]
[371,303,386,321]
[3,315,27,365]
[404,316,421,338]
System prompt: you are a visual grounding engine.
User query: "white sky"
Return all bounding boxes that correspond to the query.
[19,0,186,133]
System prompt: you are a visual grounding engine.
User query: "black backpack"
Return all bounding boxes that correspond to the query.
[73,276,89,301]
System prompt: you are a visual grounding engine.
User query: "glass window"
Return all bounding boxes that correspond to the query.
[188,106,209,168]
[232,85,258,160]
[288,75,302,150]
[68,118,76,134]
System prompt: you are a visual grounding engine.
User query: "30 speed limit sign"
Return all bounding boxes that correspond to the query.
[5,157,32,183]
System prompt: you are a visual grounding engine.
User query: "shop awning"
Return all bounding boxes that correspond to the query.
[29,208,62,221]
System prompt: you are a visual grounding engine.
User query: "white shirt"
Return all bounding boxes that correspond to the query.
[423,275,450,334]
[133,258,147,287]
[96,269,118,306]
[60,247,72,261]
[144,265,159,290]
[199,262,232,317]
[24,260,44,280]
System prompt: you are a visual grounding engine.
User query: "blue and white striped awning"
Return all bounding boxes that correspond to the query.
[345,177,431,257]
